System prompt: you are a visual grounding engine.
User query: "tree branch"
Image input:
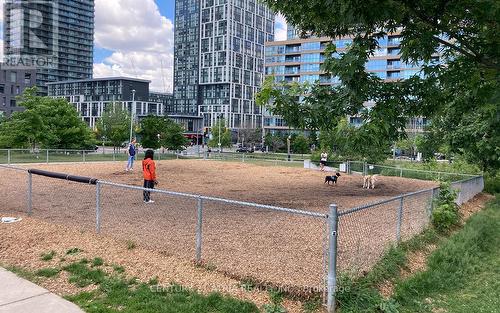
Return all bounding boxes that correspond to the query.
[432,35,477,60]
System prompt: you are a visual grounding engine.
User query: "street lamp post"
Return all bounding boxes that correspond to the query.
[261,108,265,152]
[287,135,291,161]
[218,114,222,153]
[129,89,136,144]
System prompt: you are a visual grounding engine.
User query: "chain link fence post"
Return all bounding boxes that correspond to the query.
[327,204,339,313]
[27,171,32,216]
[196,197,204,263]
[396,196,404,242]
[96,181,101,233]
[46,149,49,164]
[7,149,11,165]
[429,187,438,218]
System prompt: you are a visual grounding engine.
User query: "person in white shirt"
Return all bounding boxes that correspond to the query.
[320,152,328,171]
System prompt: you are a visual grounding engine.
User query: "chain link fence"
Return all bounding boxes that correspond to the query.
[335,188,435,275]
[0,149,183,165]
[0,164,484,313]
[345,161,476,182]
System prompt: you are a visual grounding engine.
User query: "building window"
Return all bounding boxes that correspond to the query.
[10,72,17,83]
[24,73,32,85]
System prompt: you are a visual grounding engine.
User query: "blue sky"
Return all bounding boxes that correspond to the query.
[94,0,173,64]
[1,0,286,92]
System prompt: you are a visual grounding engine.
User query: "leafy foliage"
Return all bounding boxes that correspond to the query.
[238,128,263,146]
[432,183,460,233]
[208,118,232,149]
[290,134,309,154]
[95,104,131,148]
[317,118,391,162]
[259,0,500,172]
[138,115,189,150]
[264,133,285,152]
[0,88,95,149]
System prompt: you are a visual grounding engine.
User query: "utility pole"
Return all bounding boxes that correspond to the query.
[218,114,222,153]
[129,89,136,143]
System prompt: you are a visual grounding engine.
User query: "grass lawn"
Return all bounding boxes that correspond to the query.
[333,194,499,313]
[6,257,259,313]
[394,195,500,313]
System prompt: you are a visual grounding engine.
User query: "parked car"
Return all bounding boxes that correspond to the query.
[236,147,254,153]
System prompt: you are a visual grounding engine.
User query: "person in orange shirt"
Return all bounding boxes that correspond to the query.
[142,149,158,203]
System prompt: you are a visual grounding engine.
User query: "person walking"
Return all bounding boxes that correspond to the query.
[142,149,158,203]
[320,151,328,171]
[126,138,137,171]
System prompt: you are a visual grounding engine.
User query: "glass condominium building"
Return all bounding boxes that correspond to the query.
[3,0,95,94]
[174,0,275,129]
[264,24,438,133]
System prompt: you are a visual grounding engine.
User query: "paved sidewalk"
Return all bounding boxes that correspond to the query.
[0,267,84,313]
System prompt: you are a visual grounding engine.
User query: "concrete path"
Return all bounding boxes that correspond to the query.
[0,268,84,313]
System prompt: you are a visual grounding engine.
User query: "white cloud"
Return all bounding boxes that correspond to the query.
[93,0,173,92]
[275,14,287,41]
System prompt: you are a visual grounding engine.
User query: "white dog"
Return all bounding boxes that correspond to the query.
[363,175,378,189]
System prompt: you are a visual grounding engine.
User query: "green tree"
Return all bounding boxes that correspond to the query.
[318,118,391,162]
[308,131,319,150]
[264,133,285,152]
[291,134,309,154]
[95,104,131,150]
[259,0,499,172]
[238,128,262,147]
[138,116,189,150]
[161,121,190,150]
[208,118,232,150]
[0,87,95,149]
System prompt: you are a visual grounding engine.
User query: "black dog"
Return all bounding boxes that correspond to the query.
[325,172,341,185]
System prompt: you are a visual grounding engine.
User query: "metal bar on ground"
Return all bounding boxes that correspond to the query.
[327,204,338,313]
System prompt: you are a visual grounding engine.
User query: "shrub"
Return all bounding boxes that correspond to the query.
[432,183,460,232]
[484,172,500,194]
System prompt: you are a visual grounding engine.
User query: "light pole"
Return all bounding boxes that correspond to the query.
[218,114,222,153]
[261,108,265,152]
[129,89,136,143]
[287,135,291,161]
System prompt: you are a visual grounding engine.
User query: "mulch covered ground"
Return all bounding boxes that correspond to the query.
[0,160,437,299]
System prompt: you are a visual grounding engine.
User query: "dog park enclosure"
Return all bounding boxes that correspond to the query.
[0,160,483,311]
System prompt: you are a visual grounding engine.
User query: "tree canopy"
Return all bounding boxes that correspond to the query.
[138,116,189,150]
[95,104,131,148]
[208,118,232,149]
[259,0,499,171]
[0,88,95,149]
